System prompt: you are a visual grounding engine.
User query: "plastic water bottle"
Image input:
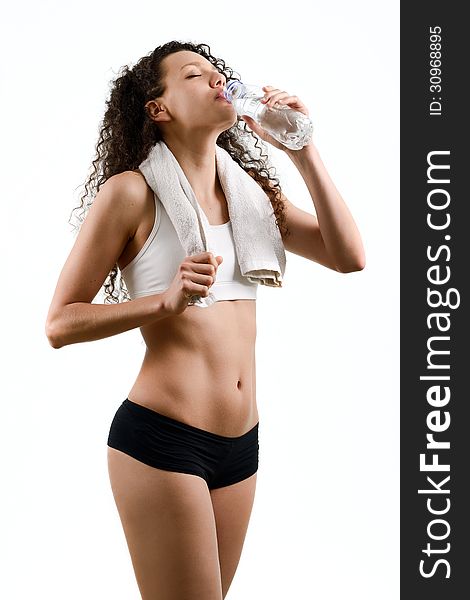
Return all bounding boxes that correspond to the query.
[223,81,313,151]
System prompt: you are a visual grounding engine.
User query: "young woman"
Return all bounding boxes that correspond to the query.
[45,40,365,600]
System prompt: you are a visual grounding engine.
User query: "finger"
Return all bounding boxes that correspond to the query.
[191,262,217,274]
[243,119,264,138]
[262,92,309,116]
[190,271,214,286]
[261,86,281,97]
[191,251,216,263]
[277,95,299,103]
[276,95,302,107]
[242,115,259,130]
[185,282,209,298]
[208,253,219,270]
[199,250,218,271]
[263,91,290,107]
[278,96,309,116]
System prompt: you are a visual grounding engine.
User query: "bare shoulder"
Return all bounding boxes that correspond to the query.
[105,170,152,238]
[108,169,150,202]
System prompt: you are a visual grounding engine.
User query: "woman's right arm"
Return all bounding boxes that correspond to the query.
[45,173,171,349]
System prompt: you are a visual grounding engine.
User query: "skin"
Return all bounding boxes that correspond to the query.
[48,49,366,598]
[120,50,366,436]
[126,51,258,435]
[110,51,261,599]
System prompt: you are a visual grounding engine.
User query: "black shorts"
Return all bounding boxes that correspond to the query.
[107,398,259,490]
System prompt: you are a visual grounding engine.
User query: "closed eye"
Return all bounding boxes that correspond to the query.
[186,75,201,78]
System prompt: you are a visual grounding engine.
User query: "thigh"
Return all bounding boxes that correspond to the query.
[208,423,259,597]
[210,472,258,599]
[107,447,223,600]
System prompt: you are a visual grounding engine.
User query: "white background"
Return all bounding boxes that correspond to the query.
[1,1,399,598]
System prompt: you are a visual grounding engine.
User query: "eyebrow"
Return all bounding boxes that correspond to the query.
[180,62,220,73]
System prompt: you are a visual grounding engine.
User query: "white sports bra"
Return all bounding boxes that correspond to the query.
[121,192,258,302]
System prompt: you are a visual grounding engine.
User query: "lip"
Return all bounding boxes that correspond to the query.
[215,90,230,102]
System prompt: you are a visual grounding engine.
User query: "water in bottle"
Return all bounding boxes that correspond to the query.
[223,81,313,151]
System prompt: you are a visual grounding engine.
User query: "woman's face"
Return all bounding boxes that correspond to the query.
[150,50,237,136]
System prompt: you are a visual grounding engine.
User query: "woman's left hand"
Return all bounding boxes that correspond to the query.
[241,85,311,152]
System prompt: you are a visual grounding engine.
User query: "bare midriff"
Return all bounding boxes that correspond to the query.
[126,299,258,437]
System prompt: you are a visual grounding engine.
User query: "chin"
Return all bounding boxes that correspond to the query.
[215,112,237,132]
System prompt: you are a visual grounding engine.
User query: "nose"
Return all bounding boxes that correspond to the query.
[213,71,226,89]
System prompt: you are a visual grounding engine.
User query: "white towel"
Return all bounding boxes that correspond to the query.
[138,140,286,305]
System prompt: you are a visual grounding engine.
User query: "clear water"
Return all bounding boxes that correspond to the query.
[231,95,313,151]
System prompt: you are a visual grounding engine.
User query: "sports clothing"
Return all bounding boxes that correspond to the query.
[107,398,259,490]
[121,193,258,301]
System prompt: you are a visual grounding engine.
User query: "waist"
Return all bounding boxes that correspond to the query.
[138,301,256,396]
[128,300,258,435]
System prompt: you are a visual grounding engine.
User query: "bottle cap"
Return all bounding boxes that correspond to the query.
[223,80,243,101]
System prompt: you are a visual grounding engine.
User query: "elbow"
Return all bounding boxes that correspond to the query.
[336,256,366,273]
[45,318,65,349]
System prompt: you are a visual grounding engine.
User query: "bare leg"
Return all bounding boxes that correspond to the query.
[107,447,223,600]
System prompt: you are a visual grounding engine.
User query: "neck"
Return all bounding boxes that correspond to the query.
[162,135,219,199]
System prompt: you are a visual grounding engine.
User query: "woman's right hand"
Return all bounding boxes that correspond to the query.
[162,251,223,315]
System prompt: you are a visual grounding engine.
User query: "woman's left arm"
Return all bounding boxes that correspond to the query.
[242,86,366,273]
[285,142,366,273]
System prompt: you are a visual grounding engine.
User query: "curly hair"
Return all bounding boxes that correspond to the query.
[68,40,290,304]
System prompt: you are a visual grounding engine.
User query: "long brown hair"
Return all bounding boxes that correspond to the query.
[69,40,289,303]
